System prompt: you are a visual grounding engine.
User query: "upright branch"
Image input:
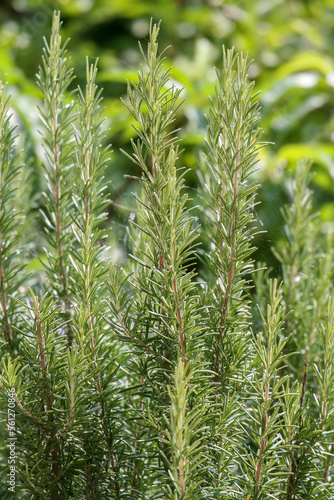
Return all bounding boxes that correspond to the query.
[37,11,75,345]
[244,280,289,498]
[71,59,119,496]
[273,159,329,378]
[110,20,208,495]
[316,299,334,485]
[203,48,263,386]
[72,58,111,325]
[31,293,60,500]
[285,363,309,500]
[119,20,195,370]
[274,159,315,296]
[163,359,209,499]
[0,80,23,349]
[281,310,333,499]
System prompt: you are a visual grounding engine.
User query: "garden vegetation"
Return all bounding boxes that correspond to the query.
[0,11,333,499]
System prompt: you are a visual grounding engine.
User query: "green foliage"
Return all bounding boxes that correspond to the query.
[272,159,334,378]
[2,0,334,274]
[37,11,75,344]
[0,79,23,351]
[0,11,333,500]
[201,46,262,387]
[243,280,290,497]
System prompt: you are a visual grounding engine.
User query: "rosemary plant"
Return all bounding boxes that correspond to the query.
[70,58,121,497]
[273,159,334,378]
[199,48,264,495]
[1,13,122,499]
[0,80,23,351]
[0,11,333,499]
[108,22,210,496]
[202,48,262,388]
[37,11,75,346]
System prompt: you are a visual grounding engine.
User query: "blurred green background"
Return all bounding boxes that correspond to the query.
[1,0,334,273]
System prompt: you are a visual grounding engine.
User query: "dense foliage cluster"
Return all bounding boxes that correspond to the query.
[1,0,334,272]
[0,11,333,499]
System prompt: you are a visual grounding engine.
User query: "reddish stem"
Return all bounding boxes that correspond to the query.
[255,383,269,493]
[35,296,59,498]
[215,169,238,375]
[52,99,71,348]
[286,362,308,500]
[323,444,333,483]
[173,277,186,367]
[0,240,12,346]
